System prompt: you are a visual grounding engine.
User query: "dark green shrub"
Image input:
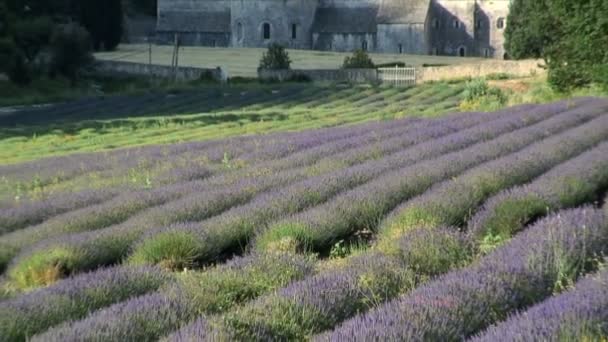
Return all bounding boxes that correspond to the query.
[13,16,53,61]
[50,23,94,85]
[258,43,291,70]
[593,63,608,91]
[343,49,375,69]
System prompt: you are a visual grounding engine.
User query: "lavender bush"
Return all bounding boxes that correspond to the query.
[320,208,608,341]
[128,101,563,270]
[0,188,117,235]
[30,253,315,342]
[469,140,608,247]
[471,266,608,341]
[0,266,170,342]
[379,112,608,252]
[258,100,607,254]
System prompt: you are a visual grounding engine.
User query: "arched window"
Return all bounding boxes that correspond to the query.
[458,46,466,57]
[453,19,460,29]
[361,40,368,51]
[262,22,271,40]
[236,22,244,42]
[497,18,505,29]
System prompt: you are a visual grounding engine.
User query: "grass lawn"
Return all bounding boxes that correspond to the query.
[95,45,483,78]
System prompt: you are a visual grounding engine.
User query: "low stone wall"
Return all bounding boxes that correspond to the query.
[418,59,544,83]
[258,69,379,84]
[95,60,227,82]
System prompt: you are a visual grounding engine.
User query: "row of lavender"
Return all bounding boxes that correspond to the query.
[2,98,604,340]
[6,99,576,282]
[10,129,607,341]
[1,98,605,338]
[0,82,443,208]
[0,115,434,271]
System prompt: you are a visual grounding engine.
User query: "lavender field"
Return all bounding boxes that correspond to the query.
[1,97,608,341]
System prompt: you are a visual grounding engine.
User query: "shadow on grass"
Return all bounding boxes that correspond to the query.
[0,83,330,138]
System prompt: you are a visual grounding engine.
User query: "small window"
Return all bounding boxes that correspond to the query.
[236,22,244,42]
[476,19,483,29]
[398,44,403,54]
[362,40,368,51]
[262,22,271,40]
[453,19,460,29]
[432,18,440,29]
[291,24,297,39]
[484,48,490,58]
[497,18,505,29]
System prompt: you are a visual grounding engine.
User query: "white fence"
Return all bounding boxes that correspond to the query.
[377,66,417,86]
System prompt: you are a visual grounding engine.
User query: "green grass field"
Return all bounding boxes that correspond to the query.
[95,45,482,78]
[0,81,466,166]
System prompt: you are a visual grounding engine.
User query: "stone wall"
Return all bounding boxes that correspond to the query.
[231,0,318,48]
[95,61,227,82]
[258,69,379,83]
[418,59,544,82]
[376,23,427,54]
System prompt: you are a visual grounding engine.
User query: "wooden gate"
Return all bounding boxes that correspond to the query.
[377,66,417,86]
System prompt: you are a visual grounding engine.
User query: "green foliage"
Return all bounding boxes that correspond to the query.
[343,49,375,69]
[128,231,201,271]
[13,16,53,61]
[259,43,291,70]
[50,23,93,84]
[6,49,31,85]
[593,63,608,91]
[129,0,157,16]
[77,0,124,51]
[396,228,473,278]
[504,0,553,59]
[460,78,507,111]
[506,0,608,92]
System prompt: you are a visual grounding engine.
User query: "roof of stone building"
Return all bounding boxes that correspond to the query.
[377,0,430,24]
[157,11,231,33]
[312,7,379,34]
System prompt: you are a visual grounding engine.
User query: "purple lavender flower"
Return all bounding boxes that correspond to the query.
[260,99,608,254]
[469,140,608,243]
[379,110,608,249]
[471,266,608,341]
[0,266,170,342]
[320,208,608,341]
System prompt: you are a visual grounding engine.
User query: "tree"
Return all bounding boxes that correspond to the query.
[504,0,554,59]
[259,43,291,70]
[13,16,53,61]
[506,0,608,91]
[50,23,94,84]
[78,0,124,51]
[543,0,608,91]
[343,50,375,69]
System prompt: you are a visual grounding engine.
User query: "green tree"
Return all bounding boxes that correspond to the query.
[343,50,375,69]
[78,0,124,51]
[50,23,94,84]
[13,16,53,61]
[543,0,608,91]
[259,43,291,70]
[504,0,554,59]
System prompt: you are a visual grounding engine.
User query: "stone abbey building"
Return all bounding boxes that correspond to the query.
[157,0,510,59]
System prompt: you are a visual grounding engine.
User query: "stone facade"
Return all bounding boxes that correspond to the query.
[157,0,510,58]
